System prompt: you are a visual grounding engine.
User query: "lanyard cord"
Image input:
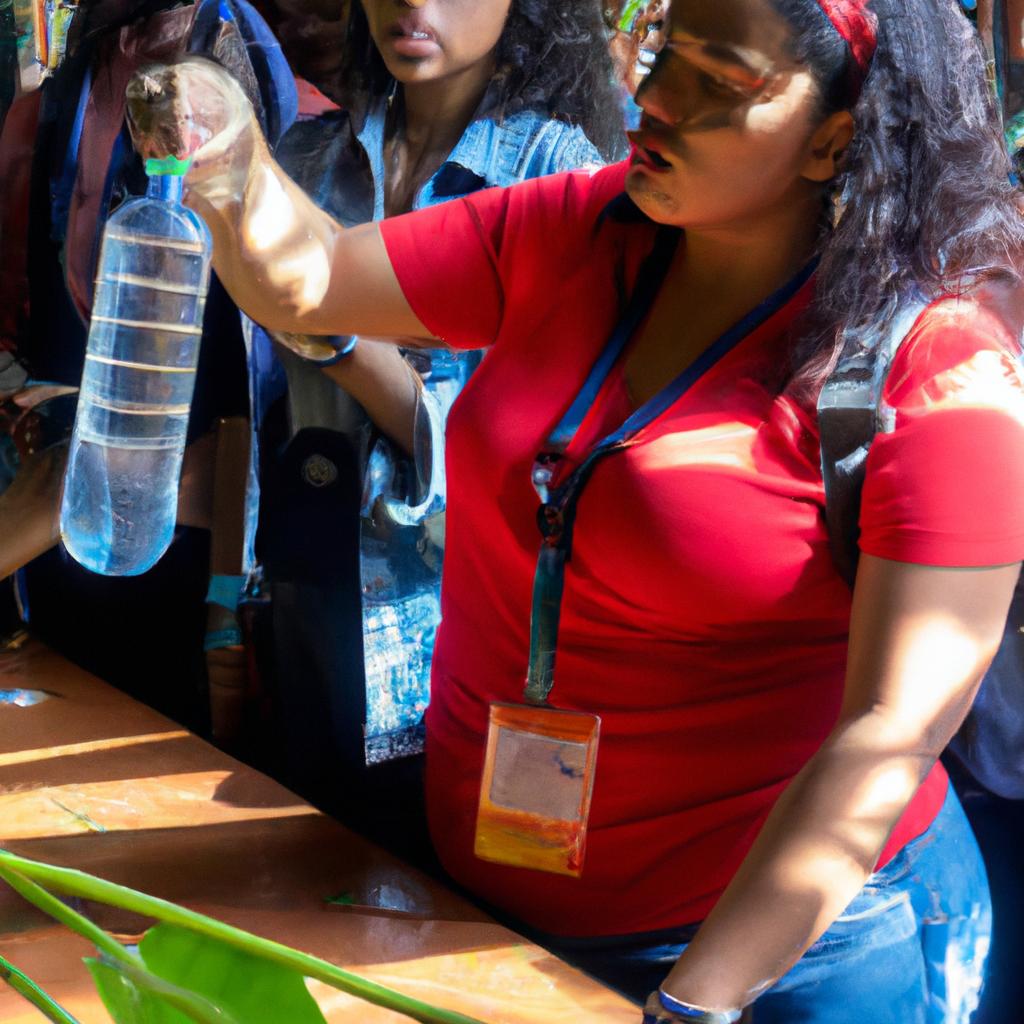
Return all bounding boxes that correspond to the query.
[524,228,679,704]
[523,240,819,706]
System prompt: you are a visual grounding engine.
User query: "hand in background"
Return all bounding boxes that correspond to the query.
[0,445,65,581]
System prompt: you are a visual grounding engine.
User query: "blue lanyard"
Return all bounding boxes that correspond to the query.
[523,236,818,705]
[51,63,91,244]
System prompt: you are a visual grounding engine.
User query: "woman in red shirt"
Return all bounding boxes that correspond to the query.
[129,0,1024,1020]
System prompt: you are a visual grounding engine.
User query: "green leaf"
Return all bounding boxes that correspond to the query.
[138,924,328,1024]
[86,959,192,1024]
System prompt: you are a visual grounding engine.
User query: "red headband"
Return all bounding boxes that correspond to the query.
[815,0,878,89]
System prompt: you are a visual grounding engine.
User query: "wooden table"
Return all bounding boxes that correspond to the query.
[0,640,636,1023]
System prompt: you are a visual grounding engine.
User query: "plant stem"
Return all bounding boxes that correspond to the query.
[91,953,241,1024]
[0,851,486,1024]
[0,862,140,970]
[0,952,81,1024]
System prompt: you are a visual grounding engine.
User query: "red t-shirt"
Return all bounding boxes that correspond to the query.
[379,162,1024,936]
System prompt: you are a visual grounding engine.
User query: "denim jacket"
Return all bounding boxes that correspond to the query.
[245,93,604,764]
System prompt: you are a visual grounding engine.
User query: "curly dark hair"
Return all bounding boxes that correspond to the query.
[337,0,627,160]
[773,0,1024,394]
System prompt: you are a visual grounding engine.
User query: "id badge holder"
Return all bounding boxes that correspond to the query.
[474,703,600,878]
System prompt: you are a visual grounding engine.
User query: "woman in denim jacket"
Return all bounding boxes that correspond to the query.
[241,0,626,847]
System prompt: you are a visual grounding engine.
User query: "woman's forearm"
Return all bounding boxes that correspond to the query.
[127,59,427,341]
[660,717,934,1011]
[660,556,1017,1014]
[186,153,344,336]
[321,341,421,457]
[127,59,331,333]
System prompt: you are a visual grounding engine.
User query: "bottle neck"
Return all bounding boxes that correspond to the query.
[147,174,185,203]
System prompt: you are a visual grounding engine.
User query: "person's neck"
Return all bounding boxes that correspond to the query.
[399,61,494,165]
[671,189,823,305]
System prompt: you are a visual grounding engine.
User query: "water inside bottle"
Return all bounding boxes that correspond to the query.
[61,177,211,576]
[61,441,187,574]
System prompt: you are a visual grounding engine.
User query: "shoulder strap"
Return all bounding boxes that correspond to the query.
[189,0,297,147]
[819,297,929,586]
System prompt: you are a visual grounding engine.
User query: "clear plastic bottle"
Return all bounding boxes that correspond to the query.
[60,165,212,575]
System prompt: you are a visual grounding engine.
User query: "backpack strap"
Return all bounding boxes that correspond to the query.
[188,0,297,148]
[818,297,929,586]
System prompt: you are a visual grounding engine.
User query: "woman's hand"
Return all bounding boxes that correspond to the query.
[124,60,429,342]
[642,991,677,1023]
[273,331,342,364]
[125,57,336,328]
[126,58,265,204]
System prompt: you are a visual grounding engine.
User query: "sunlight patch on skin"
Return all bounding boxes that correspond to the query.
[876,617,983,736]
[858,764,919,813]
[266,245,332,316]
[237,168,332,315]
[768,761,921,897]
[243,169,296,252]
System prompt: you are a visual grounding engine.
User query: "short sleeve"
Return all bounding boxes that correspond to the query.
[859,299,1024,567]
[378,162,629,350]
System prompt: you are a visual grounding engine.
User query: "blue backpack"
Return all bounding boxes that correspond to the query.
[819,282,1024,799]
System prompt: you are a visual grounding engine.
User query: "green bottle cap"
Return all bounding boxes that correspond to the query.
[145,155,193,177]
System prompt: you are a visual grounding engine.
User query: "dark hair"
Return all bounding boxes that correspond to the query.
[337,0,626,161]
[774,0,1024,394]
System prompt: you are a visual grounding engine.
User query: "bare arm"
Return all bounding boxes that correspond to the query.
[127,59,430,342]
[320,341,422,457]
[653,554,1018,1015]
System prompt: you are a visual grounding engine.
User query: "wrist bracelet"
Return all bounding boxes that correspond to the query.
[310,335,359,367]
[204,627,244,652]
[206,574,246,613]
[658,990,742,1024]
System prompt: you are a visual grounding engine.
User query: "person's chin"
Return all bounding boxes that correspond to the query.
[625,170,682,223]
[379,46,444,81]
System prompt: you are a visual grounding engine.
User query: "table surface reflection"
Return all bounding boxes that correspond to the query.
[0,640,635,1023]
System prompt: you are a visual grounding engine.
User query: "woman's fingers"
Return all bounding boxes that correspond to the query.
[642,991,669,1022]
[125,58,259,181]
[641,990,703,1023]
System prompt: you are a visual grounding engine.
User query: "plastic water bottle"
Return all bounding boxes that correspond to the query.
[60,161,212,575]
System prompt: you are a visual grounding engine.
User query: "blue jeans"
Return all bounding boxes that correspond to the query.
[546,784,992,1022]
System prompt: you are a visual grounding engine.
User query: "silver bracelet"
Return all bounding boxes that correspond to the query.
[658,989,743,1024]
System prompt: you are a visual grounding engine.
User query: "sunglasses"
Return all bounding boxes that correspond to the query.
[607,4,789,127]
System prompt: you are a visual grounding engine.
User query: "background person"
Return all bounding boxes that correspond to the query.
[240,0,625,856]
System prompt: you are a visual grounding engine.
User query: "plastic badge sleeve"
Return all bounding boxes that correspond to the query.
[474,703,600,878]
